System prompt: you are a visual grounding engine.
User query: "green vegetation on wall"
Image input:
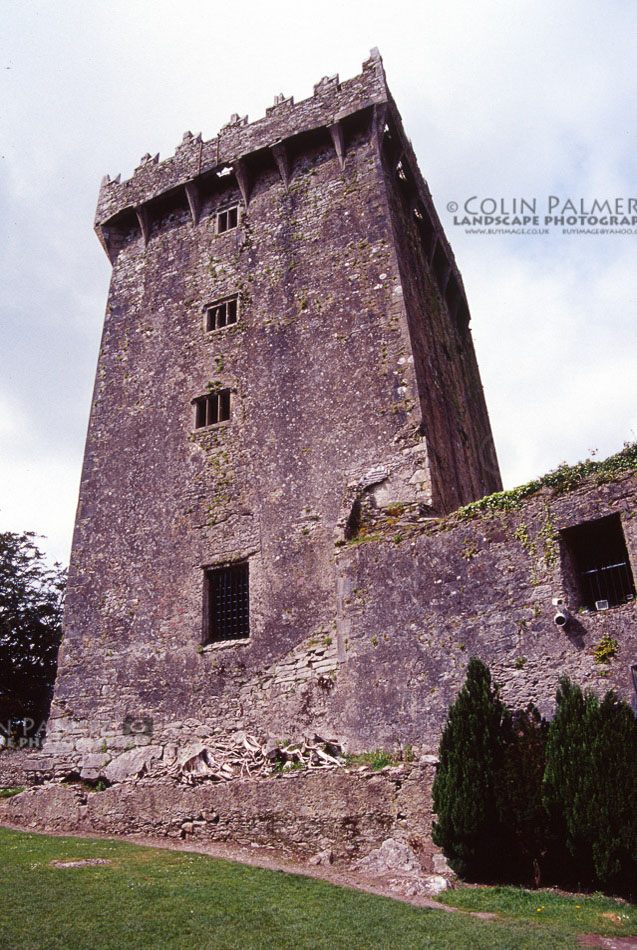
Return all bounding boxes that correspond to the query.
[452,442,637,522]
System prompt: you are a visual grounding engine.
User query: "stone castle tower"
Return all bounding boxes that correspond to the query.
[48,51,501,771]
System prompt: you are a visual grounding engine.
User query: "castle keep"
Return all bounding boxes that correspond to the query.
[42,51,636,786]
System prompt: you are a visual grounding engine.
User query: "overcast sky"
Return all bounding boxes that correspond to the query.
[1,0,636,567]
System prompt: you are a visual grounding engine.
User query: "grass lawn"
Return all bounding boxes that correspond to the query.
[0,826,635,949]
[437,885,637,938]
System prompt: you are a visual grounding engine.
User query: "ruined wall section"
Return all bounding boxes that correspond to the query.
[333,473,637,750]
[1,764,444,885]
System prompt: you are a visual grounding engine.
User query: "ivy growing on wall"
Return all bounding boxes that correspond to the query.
[451,441,637,522]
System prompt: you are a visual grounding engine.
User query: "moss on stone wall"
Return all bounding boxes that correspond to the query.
[451,442,637,522]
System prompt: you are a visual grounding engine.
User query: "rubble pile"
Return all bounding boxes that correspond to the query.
[172,733,345,785]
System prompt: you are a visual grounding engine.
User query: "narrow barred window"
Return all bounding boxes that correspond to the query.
[204,295,238,332]
[192,390,231,428]
[204,562,249,643]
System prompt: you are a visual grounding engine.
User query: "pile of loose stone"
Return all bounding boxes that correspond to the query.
[171,732,346,784]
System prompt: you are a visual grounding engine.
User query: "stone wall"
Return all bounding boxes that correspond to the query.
[49,51,500,777]
[0,763,443,875]
[379,111,499,510]
[332,470,637,749]
[0,751,37,789]
[42,468,636,783]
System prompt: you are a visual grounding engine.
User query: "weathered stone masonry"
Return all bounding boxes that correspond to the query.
[3,469,634,874]
[0,764,443,874]
[11,50,630,790]
[45,50,503,774]
[333,471,636,750]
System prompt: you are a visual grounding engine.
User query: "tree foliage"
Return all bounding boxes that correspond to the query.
[432,657,508,880]
[434,662,637,897]
[498,703,550,885]
[542,678,637,892]
[0,531,66,729]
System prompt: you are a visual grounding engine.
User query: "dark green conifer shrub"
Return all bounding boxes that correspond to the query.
[498,703,550,886]
[543,678,637,895]
[434,665,636,896]
[432,657,508,880]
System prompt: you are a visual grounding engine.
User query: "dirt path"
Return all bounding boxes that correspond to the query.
[578,937,637,949]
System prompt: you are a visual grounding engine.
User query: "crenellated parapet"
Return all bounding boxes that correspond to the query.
[95,51,386,243]
[95,49,460,323]
[94,48,469,328]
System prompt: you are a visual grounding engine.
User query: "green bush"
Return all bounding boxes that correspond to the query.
[498,704,551,886]
[543,679,637,894]
[434,664,637,897]
[432,657,509,880]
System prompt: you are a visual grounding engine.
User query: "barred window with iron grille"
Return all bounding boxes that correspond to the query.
[192,389,231,428]
[562,514,635,610]
[203,563,249,643]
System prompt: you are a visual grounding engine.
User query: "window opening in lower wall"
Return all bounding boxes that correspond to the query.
[561,514,635,610]
[203,562,249,643]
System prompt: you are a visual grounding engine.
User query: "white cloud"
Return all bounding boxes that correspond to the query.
[0,388,81,565]
[464,243,637,487]
[0,451,79,566]
[0,391,31,440]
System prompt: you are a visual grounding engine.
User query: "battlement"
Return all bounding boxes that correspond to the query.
[96,49,388,238]
[94,48,468,329]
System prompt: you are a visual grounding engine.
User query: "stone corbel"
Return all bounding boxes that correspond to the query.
[233,158,251,208]
[271,141,291,187]
[135,205,151,247]
[184,181,201,226]
[328,121,346,169]
[95,223,117,265]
